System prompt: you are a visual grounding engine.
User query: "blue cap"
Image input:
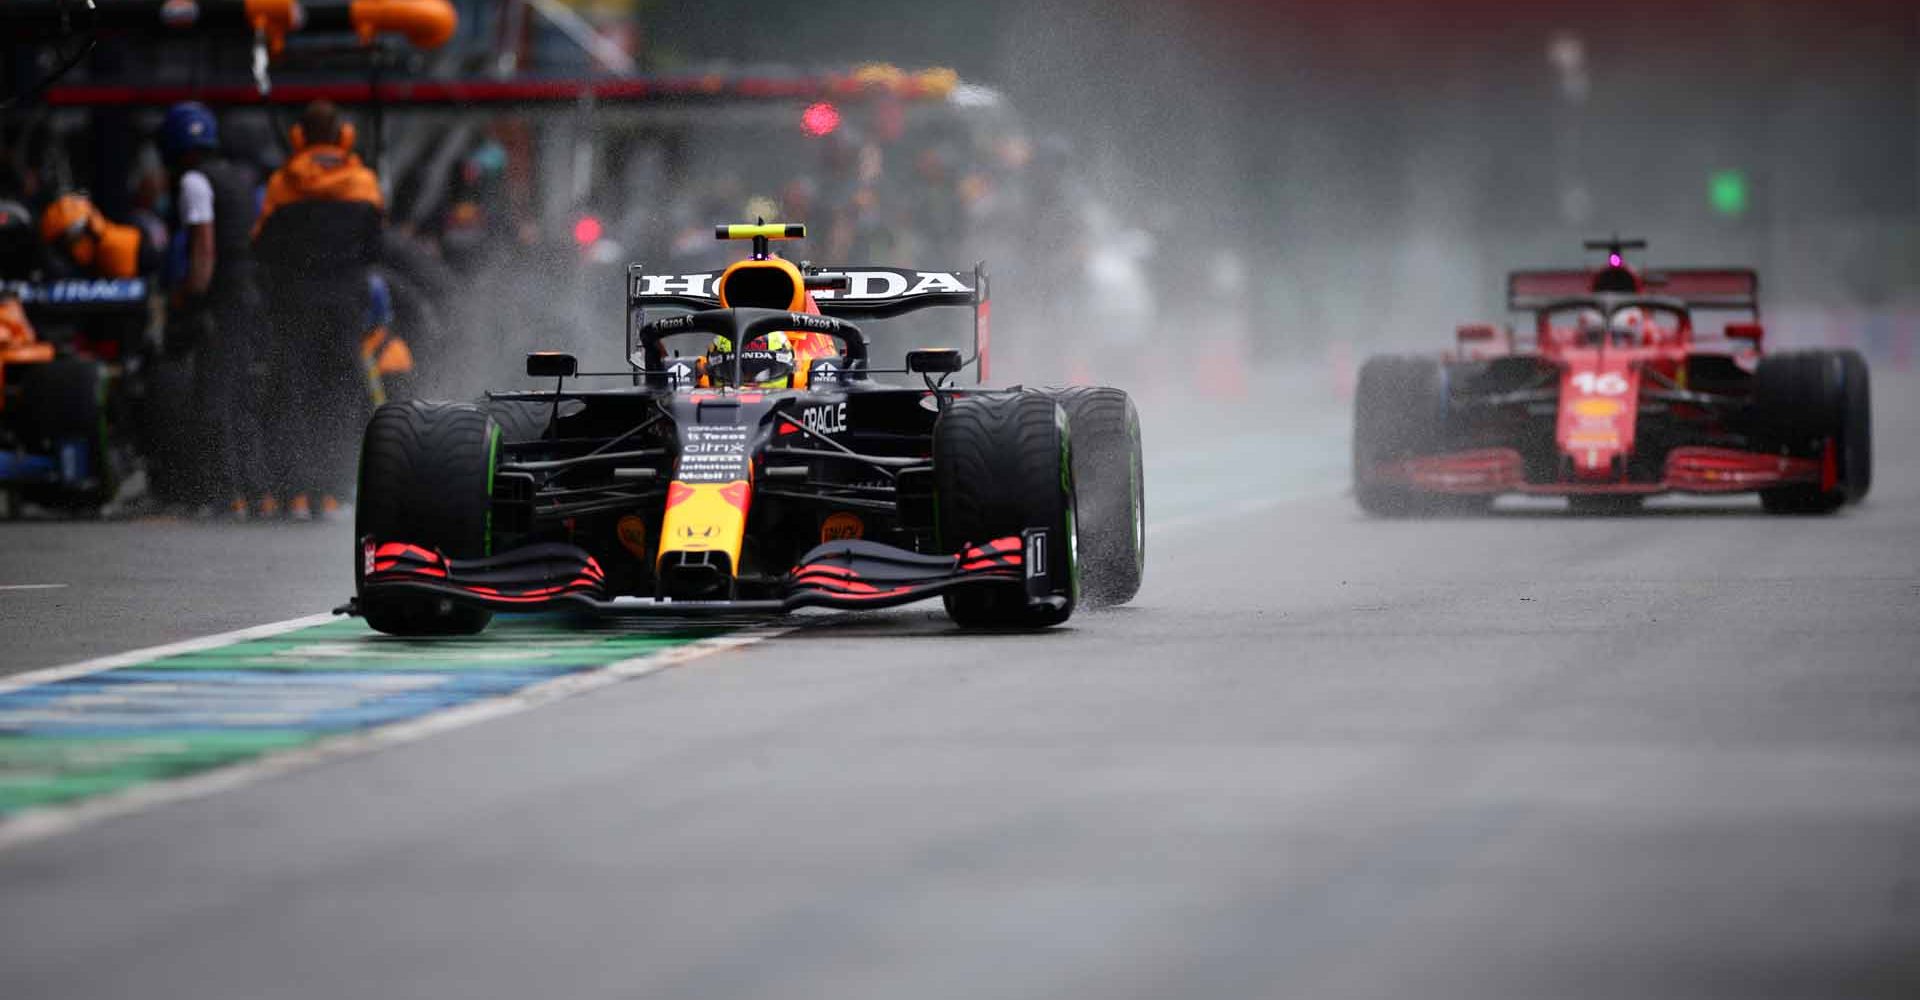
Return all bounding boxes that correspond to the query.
[159,102,220,160]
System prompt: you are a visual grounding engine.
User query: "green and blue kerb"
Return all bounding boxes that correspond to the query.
[0,618,729,816]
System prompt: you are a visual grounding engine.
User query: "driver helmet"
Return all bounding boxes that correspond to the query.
[39,193,102,269]
[1609,306,1647,342]
[1573,307,1607,344]
[704,330,796,389]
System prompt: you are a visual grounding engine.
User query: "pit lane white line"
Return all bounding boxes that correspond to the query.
[0,583,68,592]
[0,612,338,697]
[0,617,794,852]
[1,415,1338,847]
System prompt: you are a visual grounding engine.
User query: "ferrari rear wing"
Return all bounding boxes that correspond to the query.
[1644,269,1760,312]
[627,263,992,383]
[1509,268,1759,314]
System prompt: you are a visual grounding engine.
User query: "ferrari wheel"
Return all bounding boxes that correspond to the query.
[1353,355,1461,516]
[1042,386,1144,607]
[355,400,499,635]
[1754,350,1870,515]
[934,392,1077,629]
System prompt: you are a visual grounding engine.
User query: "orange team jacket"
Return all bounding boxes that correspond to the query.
[252,144,385,277]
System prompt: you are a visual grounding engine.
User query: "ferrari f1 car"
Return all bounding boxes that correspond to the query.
[345,223,1145,634]
[1354,238,1870,515]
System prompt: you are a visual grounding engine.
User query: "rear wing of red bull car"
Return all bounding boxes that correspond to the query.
[627,262,992,383]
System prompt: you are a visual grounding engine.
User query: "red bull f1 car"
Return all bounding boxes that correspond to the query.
[343,223,1145,634]
[1354,238,1871,515]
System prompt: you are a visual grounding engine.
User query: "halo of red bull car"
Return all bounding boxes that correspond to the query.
[345,222,1146,634]
[1354,238,1871,516]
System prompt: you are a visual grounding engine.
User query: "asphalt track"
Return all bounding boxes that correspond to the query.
[3,374,1919,998]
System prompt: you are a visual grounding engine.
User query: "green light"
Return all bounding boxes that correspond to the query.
[1709,169,1749,218]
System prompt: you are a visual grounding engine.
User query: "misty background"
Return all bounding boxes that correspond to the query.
[647,0,1917,356]
[13,0,1914,386]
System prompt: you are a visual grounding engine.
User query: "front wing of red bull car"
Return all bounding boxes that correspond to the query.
[1353,239,1870,515]
[342,224,1146,635]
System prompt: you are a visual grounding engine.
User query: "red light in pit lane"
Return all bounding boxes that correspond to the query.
[801,101,841,137]
[574,215,604,246]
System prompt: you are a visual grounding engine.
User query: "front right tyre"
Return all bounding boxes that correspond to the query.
[355,400,500,635]
[1353,355,1472,516]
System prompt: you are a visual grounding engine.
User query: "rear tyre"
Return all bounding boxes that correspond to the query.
[1353,355,1463,516]
[16,359,111,510]
[1753,350,1869,515]
[934,392,1077,629]
[1041,386,1144,607]
[355,400,499,635]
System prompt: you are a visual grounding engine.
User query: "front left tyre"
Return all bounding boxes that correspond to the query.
[1753,349,1870,515]
[355,400,500,635]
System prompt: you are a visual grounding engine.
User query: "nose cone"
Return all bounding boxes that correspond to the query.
[1557,366,1639,481]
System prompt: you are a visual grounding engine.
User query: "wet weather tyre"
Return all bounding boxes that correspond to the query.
[16,359,110,509]
[1353,355,1466,516]
[1754,350,1869,514]
[934,392,1077,628]
[354,400,500,635]
[1041,386,1144,606]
